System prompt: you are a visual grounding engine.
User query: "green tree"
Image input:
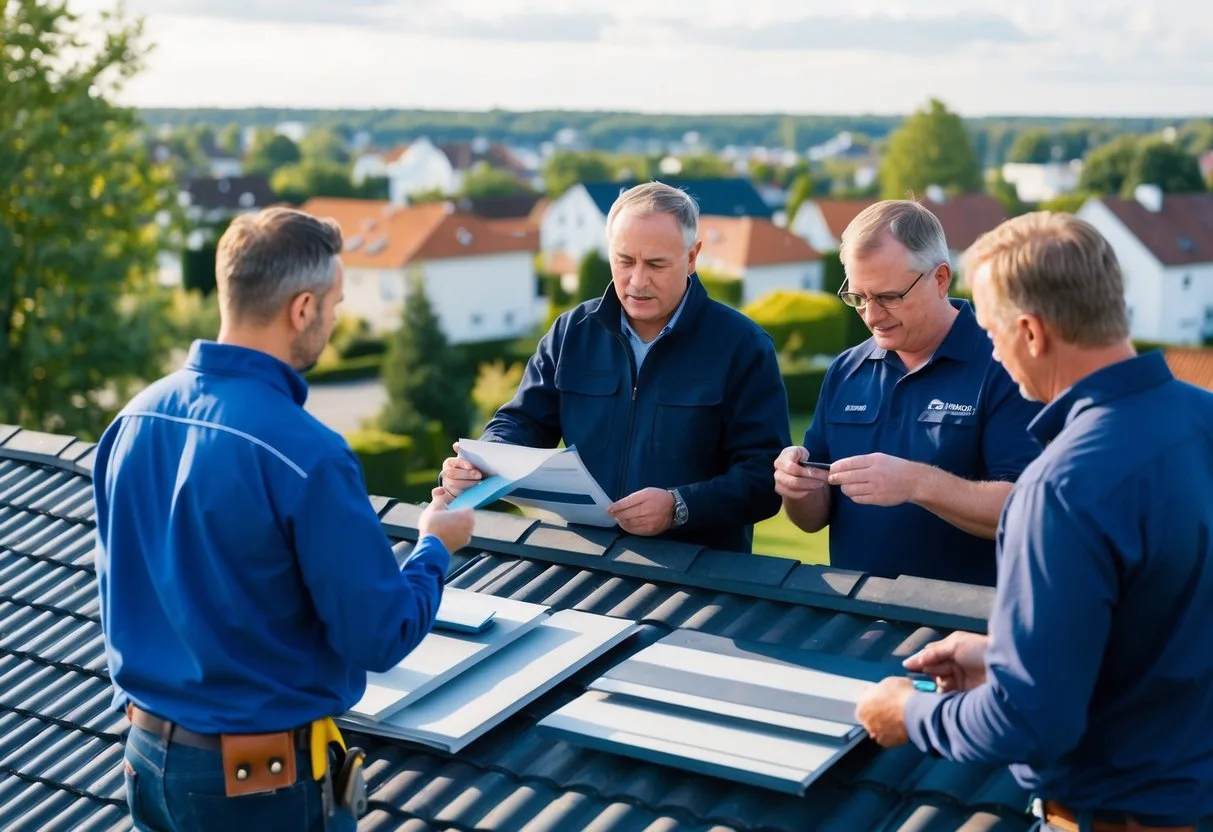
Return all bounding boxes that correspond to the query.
[217,122,243,155]
[378,274,473,447]
[989,172,1027,216]
[576,250,613,303]
[461,162,529,198]
[298,128,349,166]
[879,98,983,200]
[675,154,733,179]
[1078,135,1140,195]
[543,151,615,196]
[0,0,176,437]
[271,162,359,204]
[1123,139,1206,196]
[1006,129,1054,164]
[245,129,301,175]
[1040,192,1095,213]
[784,172,815,226]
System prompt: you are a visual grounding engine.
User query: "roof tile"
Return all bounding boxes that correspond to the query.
[604,537,703,580]
[520,523,619,558]
[0,429,77,462]
[686,549,796,587]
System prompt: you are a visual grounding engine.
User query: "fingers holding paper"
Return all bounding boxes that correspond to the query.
[440,442,485,497]
[608,487,676,536]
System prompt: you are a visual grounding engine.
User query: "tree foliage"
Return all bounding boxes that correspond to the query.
[460,162,530,198]
[576,250,613,303]
[543,151,615,197]
[784,172,815,226]
[378,274,473,447]
[1123,139,1206,196]
[245,129,301,175]
[0,0,178,437]
[1077,135,1140,195]
[879,98,983,200]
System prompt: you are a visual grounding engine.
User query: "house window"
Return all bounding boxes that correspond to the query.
[379,272,400,301]
[504,311,515,327]
[1182,274,1192,290]
[471,313,483,326]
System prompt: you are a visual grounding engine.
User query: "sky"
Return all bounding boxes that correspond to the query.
[72,0,1213,117]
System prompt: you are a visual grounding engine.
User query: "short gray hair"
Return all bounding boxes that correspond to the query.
[216,206,343,324]
[605,181,699,250]
[840,200,950,276]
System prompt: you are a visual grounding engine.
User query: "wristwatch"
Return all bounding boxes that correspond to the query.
[669,488,689,527]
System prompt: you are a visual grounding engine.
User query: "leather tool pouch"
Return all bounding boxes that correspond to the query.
[221,731,298,797]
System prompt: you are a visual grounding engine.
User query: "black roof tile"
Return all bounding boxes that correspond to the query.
[0,445,1033,831]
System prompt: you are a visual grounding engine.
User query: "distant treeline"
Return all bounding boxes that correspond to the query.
[136,107,1206,166]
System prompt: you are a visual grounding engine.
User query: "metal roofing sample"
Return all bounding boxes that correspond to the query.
[538,628,874,794]
[349,593,550,721]
[341,608,637,752]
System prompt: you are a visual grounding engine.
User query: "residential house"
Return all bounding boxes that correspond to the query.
[790,193,1008,281]
[353,138,532,205]
[203,149,244,179]
[299,197,539,343]
[541,177,773,275]
[1001,161,1083,204]
[0,425,1041,832]
[1078,187,1213,346]
[697,216,824,305]
[1164,346,1213,389]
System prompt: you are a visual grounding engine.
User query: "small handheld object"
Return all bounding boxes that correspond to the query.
[798,460,832,471]
[911,678,938,693]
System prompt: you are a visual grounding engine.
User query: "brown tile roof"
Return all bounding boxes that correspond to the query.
[485,218,539,250]
[1164,347,1213,390]
[528,198,551,224]
[437,142,527,175]
[811,195,1007,252]
[383,144,410,163]
[699,216,821,272]
[299,197,536,268]
[1098,193,1213,266]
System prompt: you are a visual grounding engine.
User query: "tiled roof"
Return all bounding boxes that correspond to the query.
[699,217,822,272]
[1165,347,1213,390]
[454,194,545,221]
[299,198,537,268]
[438,142,528,176]
[582,179,774,220]
[1099,193,1213,266]
[811,195,1008,252]
[0,427,1034,832]
[181,174,276,212]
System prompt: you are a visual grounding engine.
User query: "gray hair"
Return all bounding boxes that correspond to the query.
[215,206,343,324]
[840,199,951,276]
[605,181,699,250]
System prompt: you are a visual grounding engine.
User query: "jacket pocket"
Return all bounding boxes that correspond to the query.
[652,381,725,462]
[555,365,619,454]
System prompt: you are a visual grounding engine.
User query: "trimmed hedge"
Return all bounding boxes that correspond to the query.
[347,429,413,498]
[305,355,382,384]
[699,271,744,307]
[340,335,388,360]
[782,366,829,412]
[821,251,846,296]
[743,290,849,357]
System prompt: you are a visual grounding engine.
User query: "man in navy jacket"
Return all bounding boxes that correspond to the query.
[441,182,789,553]
[856,212,1213,830]
[94,207,475,831]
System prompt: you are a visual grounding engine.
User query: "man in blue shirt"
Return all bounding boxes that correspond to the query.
[440,182,789,553]
[856,212,1213,830]
[774,200,1042,586]
[94,207,475,831]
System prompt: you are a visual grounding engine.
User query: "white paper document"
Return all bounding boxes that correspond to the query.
[449,438,615,527]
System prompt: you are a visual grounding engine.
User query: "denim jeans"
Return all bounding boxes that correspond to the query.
[123,724,358,832]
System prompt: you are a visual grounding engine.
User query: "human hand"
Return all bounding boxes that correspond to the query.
[607,487,675,536]
[902,631,990,693]
[439,442,485,497]
[773,445,829,501]
[827,453,922,507]
[419,488,475,553]
[855,677,915,747]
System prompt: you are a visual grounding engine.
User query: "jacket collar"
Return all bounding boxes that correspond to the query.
[183,340,309,406]
[863,299,984,365]
[590,272,708,334]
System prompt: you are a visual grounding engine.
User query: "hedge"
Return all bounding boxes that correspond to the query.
[782,366,829,412]
[742,290,849,357]
[821,251,846,296]
[305,355,382,384]
[698,271,744,307]
[347,429,413,498]
[340,335,388,360]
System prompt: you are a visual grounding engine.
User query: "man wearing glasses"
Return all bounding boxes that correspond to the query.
[773,200,1042,586]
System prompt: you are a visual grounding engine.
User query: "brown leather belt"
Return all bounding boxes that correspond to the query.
[1044,801,1198,832]
[127,704,223,750]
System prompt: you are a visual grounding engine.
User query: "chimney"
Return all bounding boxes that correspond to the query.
[1134,183,1163,212]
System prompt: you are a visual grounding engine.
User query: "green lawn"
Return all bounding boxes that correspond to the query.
[752,411,830,564]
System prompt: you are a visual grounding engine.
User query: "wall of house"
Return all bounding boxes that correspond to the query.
[789,204,839,253]
[343,251,537,343]
[352,154,388,186]
[1160,263,1213,345]
[540,185,608,265]
[388,139,456,204]
[742,261,825,306]
[1077,200,1168,342]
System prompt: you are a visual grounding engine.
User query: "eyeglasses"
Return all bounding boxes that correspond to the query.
[837,270,928,310]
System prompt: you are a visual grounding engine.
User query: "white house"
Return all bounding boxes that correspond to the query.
[352,138,531,205]
[1077,186,1213,346]
[697,217,823,305]
[299,197,540,343]
[1001,161,1083,203]
[541,177,774,274]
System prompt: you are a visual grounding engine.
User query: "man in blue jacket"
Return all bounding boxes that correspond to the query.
[441,181,789,553]
[856,212,1213,830]
[94,207,475,831]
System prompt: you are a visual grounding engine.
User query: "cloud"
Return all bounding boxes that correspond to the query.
[419,10,612,43]
[135,0,395,26]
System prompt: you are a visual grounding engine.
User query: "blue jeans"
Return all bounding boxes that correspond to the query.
[123,724,357,832]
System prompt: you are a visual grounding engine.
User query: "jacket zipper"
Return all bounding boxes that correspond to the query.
[613,331,639,495]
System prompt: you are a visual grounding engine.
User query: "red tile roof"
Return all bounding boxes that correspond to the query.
[1098,193,1213,266]
[699,216,821,271]
[1165,347,1213,390]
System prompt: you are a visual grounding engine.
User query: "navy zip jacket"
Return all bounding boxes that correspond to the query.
[481,275,789,553]
[93,341,450,734]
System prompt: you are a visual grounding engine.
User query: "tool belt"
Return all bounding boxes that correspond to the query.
[1041,800,1198,832]
[126,705,368,820]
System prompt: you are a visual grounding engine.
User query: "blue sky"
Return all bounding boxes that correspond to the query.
[77,0,1212,117]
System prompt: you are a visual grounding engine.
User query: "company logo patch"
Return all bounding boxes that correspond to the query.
[927,398,975,414]
[844,404,867,412]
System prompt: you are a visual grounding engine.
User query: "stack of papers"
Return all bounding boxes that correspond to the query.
[448,438,615,527]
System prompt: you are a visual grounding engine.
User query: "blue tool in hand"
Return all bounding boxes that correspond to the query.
[911,678,938,693]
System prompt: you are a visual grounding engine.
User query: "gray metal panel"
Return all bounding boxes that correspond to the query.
[434,586,497,633]
[342,609,637,752]
[349,594,550,721]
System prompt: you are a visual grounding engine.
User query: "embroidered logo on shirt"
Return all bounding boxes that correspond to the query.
[844,404,868,412]
[927,398,975,414]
